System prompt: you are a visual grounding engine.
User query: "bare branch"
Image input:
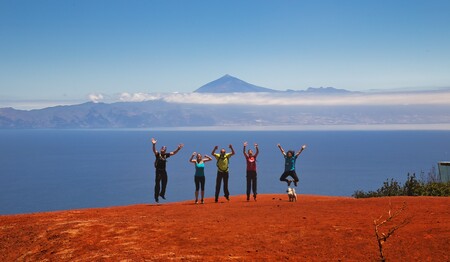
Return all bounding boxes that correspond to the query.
[373,202,410,261]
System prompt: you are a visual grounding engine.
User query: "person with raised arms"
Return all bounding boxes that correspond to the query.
[212,144,235,203]
[277,143,307,187]
[189,152,213,204]
[243,142,259,201]
[152,137,183,203]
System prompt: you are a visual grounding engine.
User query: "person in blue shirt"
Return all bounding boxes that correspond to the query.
[189,152,213,204]
[277,143,307,187]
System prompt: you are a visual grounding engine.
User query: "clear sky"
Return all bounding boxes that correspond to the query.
[1,0,450,108]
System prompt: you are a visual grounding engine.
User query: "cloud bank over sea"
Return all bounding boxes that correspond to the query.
[96,89,450,106]
[2,88,449,111]
[2,88,449,129]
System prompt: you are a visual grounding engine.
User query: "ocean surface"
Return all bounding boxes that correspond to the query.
[1,129,449,215]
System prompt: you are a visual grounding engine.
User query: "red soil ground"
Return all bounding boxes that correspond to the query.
[0,195,449,261]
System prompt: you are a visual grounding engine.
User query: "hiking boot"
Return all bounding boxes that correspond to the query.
[287,180,292,186]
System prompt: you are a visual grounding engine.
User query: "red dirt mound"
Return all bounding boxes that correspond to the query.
[0,195,449,261]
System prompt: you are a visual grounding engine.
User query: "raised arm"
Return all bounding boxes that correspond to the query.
[277,144,286,156]
[151,138,158,155]
[254,143,260,158]
[170,143,184,156]
[295,145,307,157]
[211,146,218,156]
[243,142,248,158]
[203,155,213,162]
[229,144,235,156]
[189,152,196,163]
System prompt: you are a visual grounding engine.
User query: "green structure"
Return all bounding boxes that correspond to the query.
[438,162,450,183]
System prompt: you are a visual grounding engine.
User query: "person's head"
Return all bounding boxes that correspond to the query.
[160,146,167,154]
[248,149,254,156]
[220,148,226,156]
[196,153,202,161]
[287,150,294,157]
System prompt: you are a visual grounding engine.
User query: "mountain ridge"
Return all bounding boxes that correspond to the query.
[1,75,449,128]
[194,74,353,94]
[194,74,276,93]
[1,99,449,128]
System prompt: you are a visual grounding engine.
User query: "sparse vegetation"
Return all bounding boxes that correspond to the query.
[353,169,450,198]
[373,202,410,262]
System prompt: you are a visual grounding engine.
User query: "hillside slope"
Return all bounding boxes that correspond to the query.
[0,195,448,261]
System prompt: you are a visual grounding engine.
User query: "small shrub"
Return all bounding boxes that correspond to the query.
[353,173,450,198]
[403,173,422,196]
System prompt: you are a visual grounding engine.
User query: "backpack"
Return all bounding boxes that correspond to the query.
[216,154,229,172]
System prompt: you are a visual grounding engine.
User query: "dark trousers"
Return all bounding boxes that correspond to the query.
[155,169,168,200]
[194,176,205,191]
[215,171,230,201]
[246,171,257,198]
[280,170,299,183]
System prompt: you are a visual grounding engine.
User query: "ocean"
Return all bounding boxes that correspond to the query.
[1,129,449,215]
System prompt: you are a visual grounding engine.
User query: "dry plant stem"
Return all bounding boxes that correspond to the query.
[373,202,410,262]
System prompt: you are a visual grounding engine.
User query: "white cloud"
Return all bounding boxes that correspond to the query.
[2,90,449,111]
[119,92,160,102]
[88,93,104,103]
[158,91,450,106]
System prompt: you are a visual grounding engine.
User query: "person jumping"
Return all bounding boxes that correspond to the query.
[277,143,306,187]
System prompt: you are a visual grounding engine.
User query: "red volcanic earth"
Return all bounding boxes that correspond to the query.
[1,194,449,261]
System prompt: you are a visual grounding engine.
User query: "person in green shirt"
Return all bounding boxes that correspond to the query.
[212,144,235,203]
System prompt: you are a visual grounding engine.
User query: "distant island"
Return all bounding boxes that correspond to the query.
[194,74,353,94]
[0,75,449,129]
[194,74,276,93]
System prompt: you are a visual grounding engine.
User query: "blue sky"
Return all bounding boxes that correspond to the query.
[1,0,450,108]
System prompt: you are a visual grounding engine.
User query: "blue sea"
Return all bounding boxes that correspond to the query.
[1,129,449,215]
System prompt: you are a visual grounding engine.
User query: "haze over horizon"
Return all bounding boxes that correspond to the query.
[2,74,450,110]
[1,1,450,110]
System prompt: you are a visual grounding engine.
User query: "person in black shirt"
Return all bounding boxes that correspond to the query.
[152,137,183,203]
